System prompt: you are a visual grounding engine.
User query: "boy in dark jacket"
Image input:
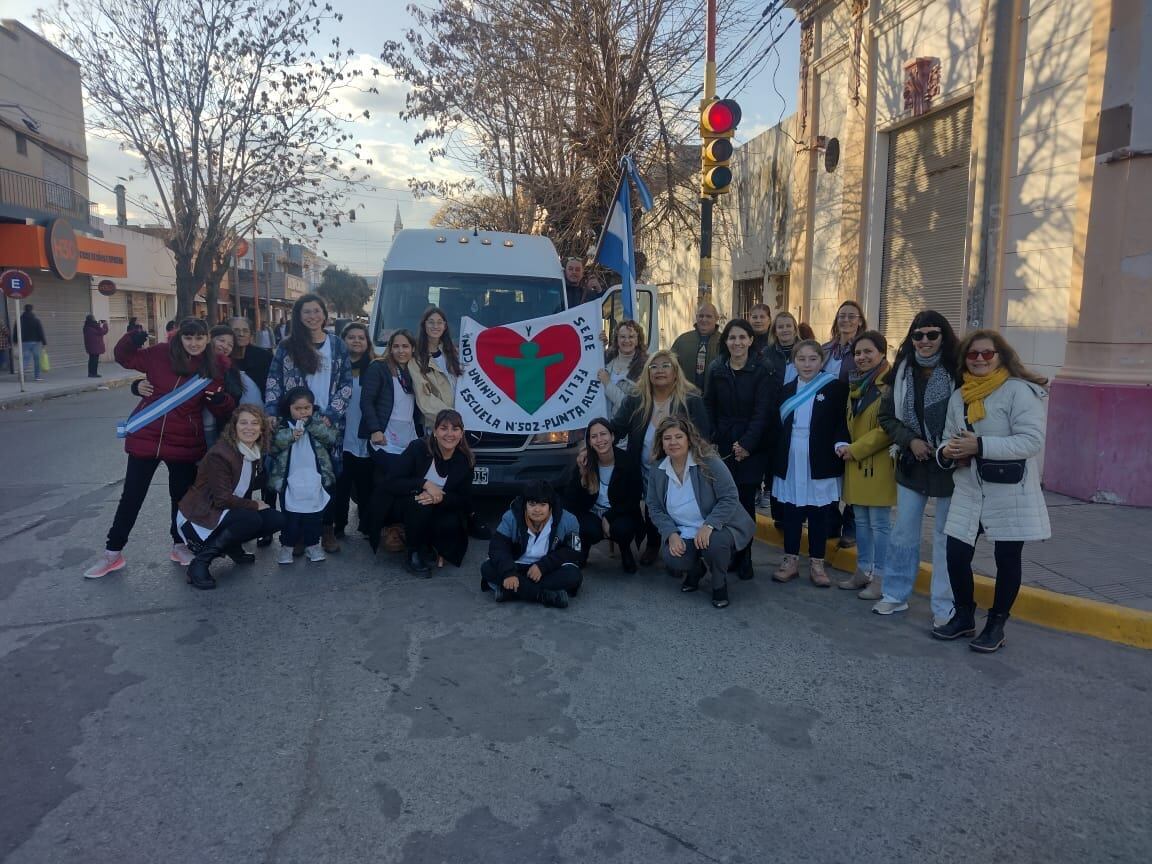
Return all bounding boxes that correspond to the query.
[480,480,583,608]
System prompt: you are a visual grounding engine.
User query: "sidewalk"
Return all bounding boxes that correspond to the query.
[0,362,139,409]
[755,491,1152,649]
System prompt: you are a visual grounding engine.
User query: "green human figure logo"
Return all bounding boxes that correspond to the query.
[494,342,566,413]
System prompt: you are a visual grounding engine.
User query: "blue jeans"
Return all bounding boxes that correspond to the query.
[883,485,954,619]
[22,341,44,379]
[854,505,891,576]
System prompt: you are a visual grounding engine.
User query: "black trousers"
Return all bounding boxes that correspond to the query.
[481,559,583,602]
[946,536,1024,616]
[107,456,199,551]
[369,450,402,532]
[826,502,856,539]
[204,508,285,546]
[778,501,829,559]
[573,509,640,550]
[87,353,100,376]
[281,510,323,547]
[398,497,465,555]
[732,482,759,567]
[330,452,374,534]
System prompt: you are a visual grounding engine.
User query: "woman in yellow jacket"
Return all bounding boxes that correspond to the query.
[834,331,896,600]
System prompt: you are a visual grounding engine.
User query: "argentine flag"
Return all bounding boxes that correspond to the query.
[595,156,653,321]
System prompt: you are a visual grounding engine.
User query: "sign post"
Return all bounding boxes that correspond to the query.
[1,269,35,393]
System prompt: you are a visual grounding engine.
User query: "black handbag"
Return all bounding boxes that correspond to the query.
[963,404,1026,484]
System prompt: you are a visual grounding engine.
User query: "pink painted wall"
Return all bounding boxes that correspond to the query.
[1045,379,1152,505]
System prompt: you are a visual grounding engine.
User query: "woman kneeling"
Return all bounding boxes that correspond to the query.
[177,406,285,590]
[481,481,583,607]
[646,416,756,609]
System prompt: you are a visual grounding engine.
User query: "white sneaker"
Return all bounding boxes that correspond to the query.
[170,543,195,566]
[83,550,125,579]
[872,599,909,615]
[305,544,326,562]
[933,615,952,629]
[277,547,295,565]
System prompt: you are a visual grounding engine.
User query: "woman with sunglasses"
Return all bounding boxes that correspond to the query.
[876,311,961,622]
[932,331,1050,652]
[612,349,711,565]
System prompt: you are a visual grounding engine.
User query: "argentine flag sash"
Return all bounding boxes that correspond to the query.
[779,371,836,423]
[116,376,213,439]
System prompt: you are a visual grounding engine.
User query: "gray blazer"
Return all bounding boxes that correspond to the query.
[646,453,756,549]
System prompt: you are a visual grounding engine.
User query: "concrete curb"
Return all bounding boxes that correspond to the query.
[0,374,136,410]
[755,514,1152,650]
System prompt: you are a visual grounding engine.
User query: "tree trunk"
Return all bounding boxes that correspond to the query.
[174,264,198,322]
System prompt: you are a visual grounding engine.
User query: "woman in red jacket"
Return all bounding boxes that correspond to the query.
[84,318,234,579]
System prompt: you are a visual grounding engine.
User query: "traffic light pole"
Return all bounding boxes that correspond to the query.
[698,0,717,301]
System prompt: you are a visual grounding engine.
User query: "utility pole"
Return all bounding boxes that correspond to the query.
[698,0,718,302]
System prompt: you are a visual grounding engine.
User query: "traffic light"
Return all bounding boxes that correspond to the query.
[700,98,742,196]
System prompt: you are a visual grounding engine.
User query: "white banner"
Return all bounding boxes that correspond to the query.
[455,301,607,433]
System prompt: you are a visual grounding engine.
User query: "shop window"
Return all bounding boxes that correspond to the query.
[16,133,28,156]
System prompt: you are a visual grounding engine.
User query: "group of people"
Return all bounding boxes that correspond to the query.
[80,286,1050,653]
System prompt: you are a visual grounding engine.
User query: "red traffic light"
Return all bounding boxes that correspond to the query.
[701,99,742,135]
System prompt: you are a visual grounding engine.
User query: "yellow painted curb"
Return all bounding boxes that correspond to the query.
[755,514,1152,650]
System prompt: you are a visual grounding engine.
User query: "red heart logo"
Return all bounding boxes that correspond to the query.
[475,325,581,413]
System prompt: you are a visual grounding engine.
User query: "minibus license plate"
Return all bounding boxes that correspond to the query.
[473,467,489,485]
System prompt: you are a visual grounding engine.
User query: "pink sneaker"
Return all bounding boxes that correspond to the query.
[84,551,126,579]
[170,543,195,566]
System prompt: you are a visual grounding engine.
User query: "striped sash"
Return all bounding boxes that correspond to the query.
[780,371,836,422]
[116,376,212,438]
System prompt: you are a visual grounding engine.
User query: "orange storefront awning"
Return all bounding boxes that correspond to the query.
[0,223,128,279]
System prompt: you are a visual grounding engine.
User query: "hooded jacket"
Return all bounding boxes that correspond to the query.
[267,415,338,493]
[488,494,582,578]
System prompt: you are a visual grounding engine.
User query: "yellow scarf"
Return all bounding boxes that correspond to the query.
[961,367,1010,424]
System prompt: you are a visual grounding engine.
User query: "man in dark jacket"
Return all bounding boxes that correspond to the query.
[480,480,583,607]
[17,304,47,381]
[670,303,721,391]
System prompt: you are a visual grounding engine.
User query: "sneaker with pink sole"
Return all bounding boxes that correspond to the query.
[170,544,195,566]
[83,551,126,579]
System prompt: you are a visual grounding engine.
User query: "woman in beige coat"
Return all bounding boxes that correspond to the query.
[932,330,1050,653]
[409,306,462,429]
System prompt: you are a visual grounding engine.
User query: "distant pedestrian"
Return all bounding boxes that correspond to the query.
[176,405,285,590]
[83,315,109,377]
[481,480,583,608]
[17,304,47,381]
[769,340,849,588]
[268,387,338,565]
[0,318,13,374]
[876,310,961,623]
[670,302,721,391]
[834,331,895,598]
[83,318,234,580]
[932,330,1051,653]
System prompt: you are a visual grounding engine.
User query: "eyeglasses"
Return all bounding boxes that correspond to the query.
[911,330,942,342]
[648,362,674,371]
[837,312,860,321]
[965,349,998,361]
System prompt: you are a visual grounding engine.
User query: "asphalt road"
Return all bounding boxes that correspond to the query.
[1,389,1150,864]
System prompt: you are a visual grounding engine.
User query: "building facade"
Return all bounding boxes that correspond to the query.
[0,19,127,370]
[783,0,1151,504]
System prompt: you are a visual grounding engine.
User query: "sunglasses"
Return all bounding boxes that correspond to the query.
[966,349,998,361]
[911,330,942,342]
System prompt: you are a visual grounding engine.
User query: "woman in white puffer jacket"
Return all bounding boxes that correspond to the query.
[932,329,1050,653]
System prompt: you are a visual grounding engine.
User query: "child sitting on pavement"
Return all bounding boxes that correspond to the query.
[480,480,583,608]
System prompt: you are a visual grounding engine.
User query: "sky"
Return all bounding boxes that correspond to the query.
[4,0,798,280]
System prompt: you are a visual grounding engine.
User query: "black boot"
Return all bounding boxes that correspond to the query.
[405,550,430,576]
[185,527,243,590]
[970,612,1009,653]
[619,542,637,574]
[680,562,703,593]
[224,544,256,564]
[711,583,730,609]
[932,605,977,640]
[256,534,273,548]
[539,589,569,609]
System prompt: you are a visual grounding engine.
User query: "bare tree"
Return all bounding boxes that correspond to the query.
[382,0,767,259]
[41,0,370,318]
